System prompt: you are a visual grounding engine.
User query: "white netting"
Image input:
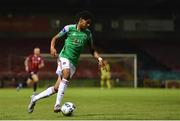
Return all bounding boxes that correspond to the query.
[1,54,137,87]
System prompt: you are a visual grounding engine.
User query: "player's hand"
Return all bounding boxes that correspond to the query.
[98,57,105,70]
[50,47,57,57]
[38,63,44,69]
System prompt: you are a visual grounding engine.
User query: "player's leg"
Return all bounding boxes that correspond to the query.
[54,57,76,113]
[28,58,64,113]
[16,77,24,91]
[28,82,59,113]
[26,77,33,87]
[31,74,39,94]
[27,76,61,113]
[106,74,111,89]
[106,79,111,89]
[100,75,105,89]
[54,68,70,113]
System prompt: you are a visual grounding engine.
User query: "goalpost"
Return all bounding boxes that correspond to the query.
[40,53,138,88]
[4,53,138,88]
[79,54,138,88]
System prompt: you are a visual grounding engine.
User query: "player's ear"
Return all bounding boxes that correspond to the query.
[78,18,82,22]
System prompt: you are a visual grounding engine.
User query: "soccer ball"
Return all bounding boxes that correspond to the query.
[61,102,76,116]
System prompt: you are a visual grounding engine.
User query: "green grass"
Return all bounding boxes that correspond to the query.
[0,87,180,120]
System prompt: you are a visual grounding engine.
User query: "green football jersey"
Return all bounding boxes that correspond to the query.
[58,24,93,67]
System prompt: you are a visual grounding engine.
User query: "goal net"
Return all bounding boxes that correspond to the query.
[41,53,137,88]
[2,54,137,88]
[78,54,137,88]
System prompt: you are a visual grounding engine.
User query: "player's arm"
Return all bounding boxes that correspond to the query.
[87,34,104,68]
[24,56,29,72]
[38,59,45,69]
[50,25,69,57]
[90,47,104,68]
[38,63,44,69]
[50,34,59,57]
[91,48,102,62]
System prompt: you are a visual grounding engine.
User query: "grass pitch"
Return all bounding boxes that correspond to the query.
[0,87,180,120]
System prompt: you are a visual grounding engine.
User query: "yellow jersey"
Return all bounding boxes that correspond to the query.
[101,63,111,76]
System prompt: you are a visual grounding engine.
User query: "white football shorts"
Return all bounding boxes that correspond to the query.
[56,57,76,78]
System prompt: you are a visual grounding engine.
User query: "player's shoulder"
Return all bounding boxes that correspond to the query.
[84,28,92,37]
[28,54,34,58]
[85,28,91,33]
[61,24,76,32]
[38,55,44,59]
[64,24,76,29]
[36,54,43,59]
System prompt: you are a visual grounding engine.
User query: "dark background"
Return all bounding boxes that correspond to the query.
[1,0,180,87]
[0,0,179,14]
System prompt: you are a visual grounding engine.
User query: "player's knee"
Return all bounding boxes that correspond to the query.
[32,74,38,80]
[34,79,39,83]
[62,73,70,80]
[63,75,70,80]
[26,78,32,85]
[53,86,58,92]
[62,69,70,80]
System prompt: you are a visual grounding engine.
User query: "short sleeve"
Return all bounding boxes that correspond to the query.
[58,25,69,37]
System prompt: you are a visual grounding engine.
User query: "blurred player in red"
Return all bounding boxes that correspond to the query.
[24,47,44,94]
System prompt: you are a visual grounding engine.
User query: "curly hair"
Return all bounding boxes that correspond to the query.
[76,11,94,22]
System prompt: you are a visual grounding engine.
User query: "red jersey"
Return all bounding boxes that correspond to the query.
[27,54,44,73]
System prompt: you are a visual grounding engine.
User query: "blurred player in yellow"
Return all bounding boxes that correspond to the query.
[100,60,111,89]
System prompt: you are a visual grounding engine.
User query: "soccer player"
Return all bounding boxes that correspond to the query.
[27,11,105,113]
[24,47,44,94]
[100,60,112,89]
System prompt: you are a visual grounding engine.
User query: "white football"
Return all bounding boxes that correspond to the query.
[61,102,76,116]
